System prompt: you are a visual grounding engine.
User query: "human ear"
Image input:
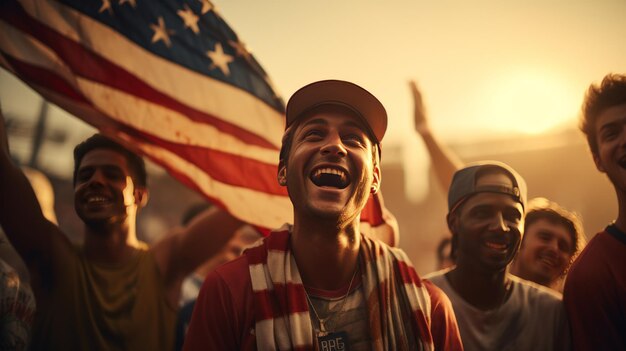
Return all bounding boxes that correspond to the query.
[370,164,381,194]
[277,161,287,186]
[446,212,458,234]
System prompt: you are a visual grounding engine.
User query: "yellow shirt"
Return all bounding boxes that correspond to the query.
[31,243,176,351]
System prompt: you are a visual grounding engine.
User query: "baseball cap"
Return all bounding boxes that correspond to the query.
[448,161,527,214]
[285,80,388,145]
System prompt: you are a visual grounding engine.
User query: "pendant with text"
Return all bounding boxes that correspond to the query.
[317,331,349,351]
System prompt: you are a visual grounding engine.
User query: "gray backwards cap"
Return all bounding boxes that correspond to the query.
[448,161,527,214]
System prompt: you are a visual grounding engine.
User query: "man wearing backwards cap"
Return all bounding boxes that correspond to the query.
[184,80,463,350]
[424,161,570,351]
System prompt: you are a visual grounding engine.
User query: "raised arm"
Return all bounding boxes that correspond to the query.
[410,80,464,191]
[0,107,64,268]
[152,205,245,293]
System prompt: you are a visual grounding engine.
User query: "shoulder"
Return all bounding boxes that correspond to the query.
[204,255,251,292]
[187,256,256,350]
[566,230,618,284]
[197,255,254,326]
[422,268,451,289]
[422,277,464,351]
[422,278,452,308]
[509,275,563,307]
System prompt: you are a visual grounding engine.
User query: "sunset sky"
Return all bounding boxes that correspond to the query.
[1,0,625,175]
[218,0,626,141]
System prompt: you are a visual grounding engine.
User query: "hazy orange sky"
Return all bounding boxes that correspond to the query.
[217,0,626,142]
[1,0,625,180]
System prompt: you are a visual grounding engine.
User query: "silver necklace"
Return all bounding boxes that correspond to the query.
[304,264,359,336]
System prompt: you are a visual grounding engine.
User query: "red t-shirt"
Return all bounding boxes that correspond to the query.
[564,226,626,351]
[183,255,463,350]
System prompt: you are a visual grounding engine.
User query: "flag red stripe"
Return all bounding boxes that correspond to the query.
[121,129,288,196]
[3,53,89,104]
[360,192,384,226]
[414,309,434,344]
[0,1,279,150]
[395,260,423,287]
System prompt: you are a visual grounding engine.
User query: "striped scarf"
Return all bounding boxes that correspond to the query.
[245,225,434,350]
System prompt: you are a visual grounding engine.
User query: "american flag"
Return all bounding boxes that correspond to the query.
[0,0,396,241]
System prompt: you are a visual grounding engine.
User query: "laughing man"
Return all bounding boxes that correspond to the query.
[424,161,569,350]
[184,80,463,350]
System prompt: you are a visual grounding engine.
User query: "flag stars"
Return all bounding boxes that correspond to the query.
[150,17,175,47]
[228,39,252,61]
[206,43,234,76]
[119,0,137,8]
[198,0,215,14]
[99,0,113,14]
[177,5,200,34]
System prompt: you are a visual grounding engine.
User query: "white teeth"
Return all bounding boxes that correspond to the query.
[539,255,557,267]
[313,168,346,179]
[485,242,507,250]
[87,196,108,204]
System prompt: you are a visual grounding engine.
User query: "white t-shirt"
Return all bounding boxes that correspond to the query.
[425,269,569,351]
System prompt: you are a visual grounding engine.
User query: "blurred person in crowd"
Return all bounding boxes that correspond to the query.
[184,80,463,350]
[175,202,260,351]
[0,166,53,350]
[0,108,244,351]
[510,197,585,292]
[564,73,626,350]
[425,161,569,350]
[411,80,586,292]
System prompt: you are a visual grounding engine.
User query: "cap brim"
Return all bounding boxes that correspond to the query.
[285,80,387,143]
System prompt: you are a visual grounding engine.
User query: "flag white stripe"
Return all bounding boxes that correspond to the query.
[249,263,270,292]
[78,78,279,164]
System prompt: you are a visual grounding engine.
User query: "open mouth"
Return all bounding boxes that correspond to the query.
[538,254,559,268]
[310,167,350,189]
[618,157,626,169]
[84,194,112,206]
[483,237,509,251]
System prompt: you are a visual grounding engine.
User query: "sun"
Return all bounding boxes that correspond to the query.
[480,69,580,135]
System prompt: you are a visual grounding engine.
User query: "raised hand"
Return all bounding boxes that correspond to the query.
[409,80,429,135]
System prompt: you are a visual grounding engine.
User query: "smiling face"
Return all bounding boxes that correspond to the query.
[592,103,626,194]
[74,148,145,228]
[450,172,524,273]
[278,105,380,223]
[514,218,574,286]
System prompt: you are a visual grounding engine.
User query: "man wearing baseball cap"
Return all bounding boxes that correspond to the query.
[424,161,569,350]
[184,80,463,350]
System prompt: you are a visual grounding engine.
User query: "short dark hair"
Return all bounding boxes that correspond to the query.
[73,134,147,188]
[580,73,626,156]
[524,198,585,261]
